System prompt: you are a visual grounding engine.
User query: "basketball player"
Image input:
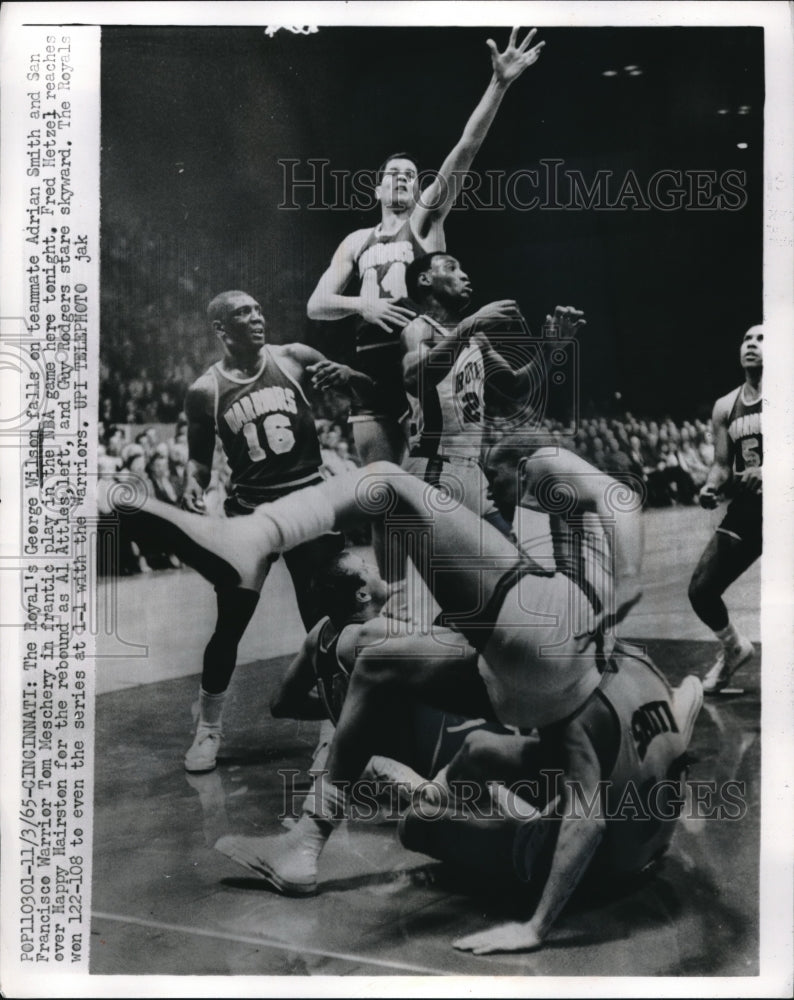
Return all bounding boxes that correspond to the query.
[180,289,375,772]
[306,28,546,468]
[688,325,763,693]
[402,251,585,530]
[118,438,702,947]
[405,641,702,955]
[272,441,640,755]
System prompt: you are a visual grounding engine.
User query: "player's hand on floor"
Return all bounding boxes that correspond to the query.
[487,28,545,86]
[359,297,415,332]
[453,920,544,955]
[546,305,586,337]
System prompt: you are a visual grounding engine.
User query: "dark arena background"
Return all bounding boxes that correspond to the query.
[93,24,764,981]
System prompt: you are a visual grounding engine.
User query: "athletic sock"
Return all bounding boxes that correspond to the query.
[290,812,334,862]
[256,485,336,553]
[197,687,227,728]
[302,772,347,828]
[714,621,741,652]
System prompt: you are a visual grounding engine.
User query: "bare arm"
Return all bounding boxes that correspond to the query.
[700,394,734,506]
[285,342,378,407]
[477,329,539,399]
[412,28,546,235]
[480,304,585,400]
[454,724,605,954]
[182,380,216,513]
[401,318,468,397]
[307,230,416,331]
[270,624,327,720]
[402,302,520,396]
[525,448,644,627]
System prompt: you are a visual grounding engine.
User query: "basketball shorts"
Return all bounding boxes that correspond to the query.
[717,494,762,555]
[404,453,501,521]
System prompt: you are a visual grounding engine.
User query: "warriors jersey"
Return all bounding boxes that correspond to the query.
[409,316,487,459]
[309,616,350,725]
[726,385,762,475]
[592,642,696,874]
[212,348,322,503]
[349,220,423,419]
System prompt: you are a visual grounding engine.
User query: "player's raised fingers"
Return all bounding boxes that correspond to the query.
[518,27,537,52]
[509,26,519,49]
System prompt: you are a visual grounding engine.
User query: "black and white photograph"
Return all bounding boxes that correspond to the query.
[1,2,792,996]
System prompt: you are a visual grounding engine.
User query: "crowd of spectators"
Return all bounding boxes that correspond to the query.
[551,412,714,507]
[97,403,715,578]
[96,415,363,574]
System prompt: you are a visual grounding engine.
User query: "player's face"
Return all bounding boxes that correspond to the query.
[342,554,388,607]
[428,255,472,306]
[376,159,419,210]
[740,326,763,368]
[488,456,522,512]
[219,293,266,353]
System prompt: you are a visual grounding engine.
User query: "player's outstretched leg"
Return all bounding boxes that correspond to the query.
[117,494,278,592]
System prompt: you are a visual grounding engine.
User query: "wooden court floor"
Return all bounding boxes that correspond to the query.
[91,506,761,979]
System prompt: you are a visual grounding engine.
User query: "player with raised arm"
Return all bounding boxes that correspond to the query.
[401,251,585,532]
[180,289,374,772]
[306,28,546,468]
[688,325,763,693]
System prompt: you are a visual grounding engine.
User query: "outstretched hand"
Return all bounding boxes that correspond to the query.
[470,299,522,326]
[487,28,546,86]
[546,305,587,338]
[360,297,415,332]
[454,920,544,955]
[307,359,352,391]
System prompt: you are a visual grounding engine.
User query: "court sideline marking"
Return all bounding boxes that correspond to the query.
[92,910,465,975]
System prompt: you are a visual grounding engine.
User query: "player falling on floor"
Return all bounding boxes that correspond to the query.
[688,325,763,693]
[179,289,374,772]
[115,457,700,951]
[306,27,546,470]
[271,441,645,789]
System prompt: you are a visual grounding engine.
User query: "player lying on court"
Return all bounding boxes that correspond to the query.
[306,27,546,469]
[688,325,763,693]
[117,449,703,953]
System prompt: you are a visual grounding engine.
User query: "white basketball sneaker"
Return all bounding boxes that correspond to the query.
[184,722,222,773]
[702,635,754,694]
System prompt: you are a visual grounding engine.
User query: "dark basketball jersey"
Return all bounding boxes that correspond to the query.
[726,385,762,475]
[309,617,349,725]
[212,348,322,502]
[349,219,424,418]
[595,644,692,874]
[310,613,512,772]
